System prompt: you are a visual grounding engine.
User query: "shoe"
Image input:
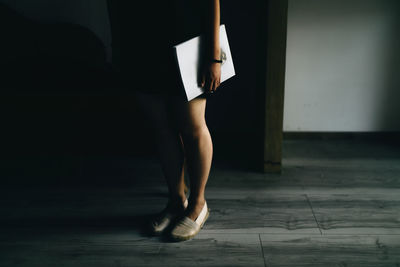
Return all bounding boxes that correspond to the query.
[149,198,188,236]
[169,201,210,241]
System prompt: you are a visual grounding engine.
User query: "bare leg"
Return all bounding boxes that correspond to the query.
[170,95,213,221]
[133,91,187,208]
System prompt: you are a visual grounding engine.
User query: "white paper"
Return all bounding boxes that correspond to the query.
[173,24,236,101]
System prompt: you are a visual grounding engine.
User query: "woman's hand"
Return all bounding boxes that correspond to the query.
[200,61,221,94]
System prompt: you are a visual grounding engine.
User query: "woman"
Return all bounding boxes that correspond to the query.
[107,0,221,241]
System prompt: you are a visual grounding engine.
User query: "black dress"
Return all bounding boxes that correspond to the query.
[107,1,208,96]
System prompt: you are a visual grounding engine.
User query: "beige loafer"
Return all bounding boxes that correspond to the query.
[149,198,188,235]
[169,201,210,241]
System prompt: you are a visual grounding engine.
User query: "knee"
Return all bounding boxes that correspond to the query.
[180,122,209,140]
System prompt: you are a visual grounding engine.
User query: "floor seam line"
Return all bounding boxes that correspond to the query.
[304,194,323,235]
[258,233,268,267]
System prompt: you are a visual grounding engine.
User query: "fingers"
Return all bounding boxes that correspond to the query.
[200,73,205,88]
[211,77,221,92]
[204,76,211,93]
[202,74,221,93]
[210,79,216,93]
[215,77,221,89]
[204,78,221,94]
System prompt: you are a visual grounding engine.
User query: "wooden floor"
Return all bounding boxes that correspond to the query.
[1,139,400,266]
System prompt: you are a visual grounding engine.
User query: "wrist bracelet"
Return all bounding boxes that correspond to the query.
[211,59,223,64]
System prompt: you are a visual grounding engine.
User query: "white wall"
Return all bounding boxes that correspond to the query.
[284,0,400,132]
[0,0,112,62]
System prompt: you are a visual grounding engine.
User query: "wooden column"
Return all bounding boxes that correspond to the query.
[263,0,288,173]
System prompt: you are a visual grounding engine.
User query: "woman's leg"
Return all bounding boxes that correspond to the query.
[133,91,187,208]
[170,95,213,221]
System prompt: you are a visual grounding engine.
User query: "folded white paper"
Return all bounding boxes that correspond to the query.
[173,24,236,101]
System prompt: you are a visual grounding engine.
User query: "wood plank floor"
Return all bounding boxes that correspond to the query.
[0,139,399,266]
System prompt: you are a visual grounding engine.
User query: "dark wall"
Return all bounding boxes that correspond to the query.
[0,1,268,184]
[206,0,267,166]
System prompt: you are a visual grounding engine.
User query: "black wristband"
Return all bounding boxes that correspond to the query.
[211,59,223,64]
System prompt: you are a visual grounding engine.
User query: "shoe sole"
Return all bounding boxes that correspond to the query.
[170,208,210,242]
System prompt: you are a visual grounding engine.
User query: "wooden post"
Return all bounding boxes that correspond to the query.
[263,0,288,173]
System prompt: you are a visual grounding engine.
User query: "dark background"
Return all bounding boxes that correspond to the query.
[0,0,268,185]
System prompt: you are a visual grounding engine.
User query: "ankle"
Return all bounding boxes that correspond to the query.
[188,196,205,206]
